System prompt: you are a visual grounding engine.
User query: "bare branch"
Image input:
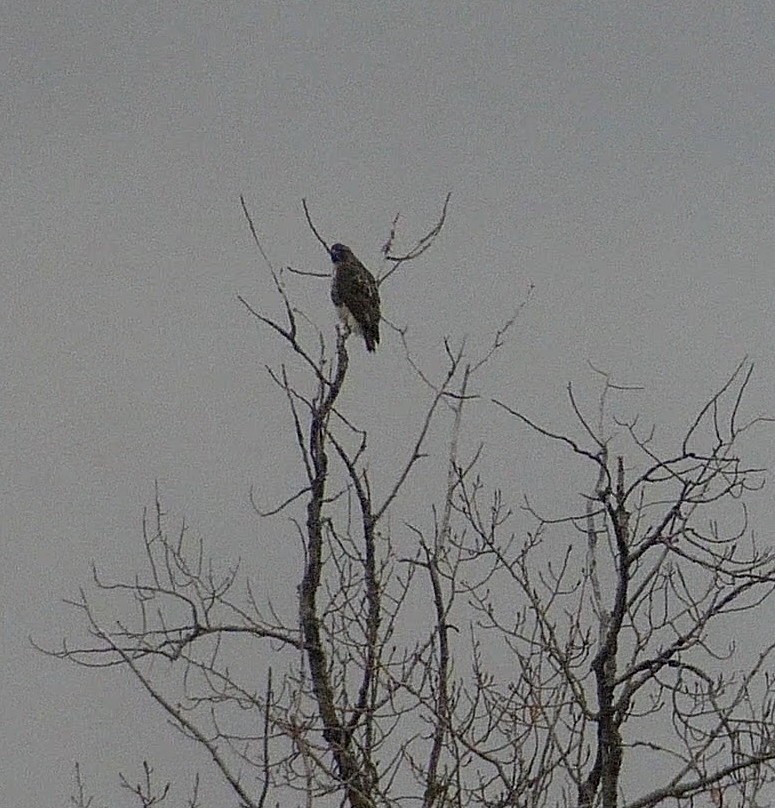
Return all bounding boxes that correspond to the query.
[301,198,329,254]
[240,195,276,273]
[379,192,451,286]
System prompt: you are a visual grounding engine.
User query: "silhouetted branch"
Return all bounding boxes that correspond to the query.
[380,192,451,285]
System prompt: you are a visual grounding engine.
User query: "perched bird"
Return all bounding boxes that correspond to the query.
[330,243,381,352]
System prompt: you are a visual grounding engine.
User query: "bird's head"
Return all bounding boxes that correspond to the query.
[330,243,350,263]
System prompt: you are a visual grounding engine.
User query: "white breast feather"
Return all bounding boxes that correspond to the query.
[336,303,363,335]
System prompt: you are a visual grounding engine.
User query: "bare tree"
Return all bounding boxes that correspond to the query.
[44,203,775,808]
[469,360,775,808]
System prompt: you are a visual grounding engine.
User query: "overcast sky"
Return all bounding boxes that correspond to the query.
[4,2,775,804]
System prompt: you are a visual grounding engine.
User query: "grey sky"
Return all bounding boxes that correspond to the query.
[3,2,775,804]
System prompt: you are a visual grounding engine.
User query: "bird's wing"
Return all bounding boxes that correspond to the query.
[342,264,380,322]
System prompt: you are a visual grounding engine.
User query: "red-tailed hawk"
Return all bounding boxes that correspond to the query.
[330,243,380,352]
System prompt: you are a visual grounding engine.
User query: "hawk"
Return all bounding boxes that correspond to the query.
[330,243,381,352]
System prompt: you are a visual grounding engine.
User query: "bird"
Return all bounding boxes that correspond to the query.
[330,243,381,352]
